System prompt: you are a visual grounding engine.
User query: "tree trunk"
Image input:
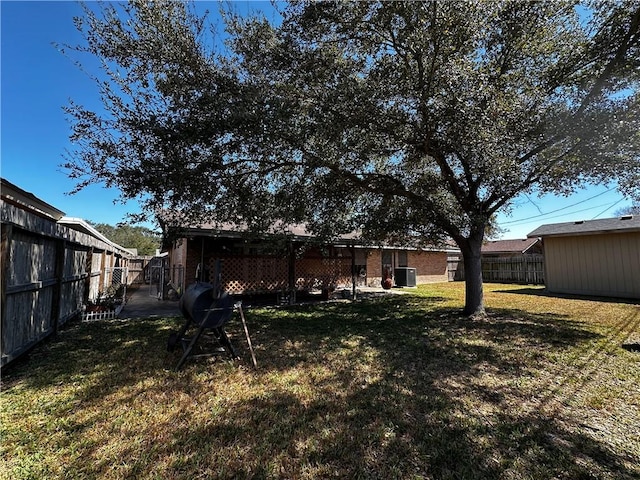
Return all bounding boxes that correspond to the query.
[460,235,485,317]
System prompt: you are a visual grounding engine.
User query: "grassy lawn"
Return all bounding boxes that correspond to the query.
[2,283,639,479]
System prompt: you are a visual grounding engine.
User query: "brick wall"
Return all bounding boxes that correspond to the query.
[172,237,451,292]
[184,238,201,284]
[365,249,449,286]
[409,250,449,283]
[366,250,382,287]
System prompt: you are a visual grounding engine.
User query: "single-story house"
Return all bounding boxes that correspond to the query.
[481,238,543,258]
[528,215,640,299]
[165,223,457,301]
[479,237,545,284]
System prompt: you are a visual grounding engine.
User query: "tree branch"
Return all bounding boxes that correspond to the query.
[574,6,640,117]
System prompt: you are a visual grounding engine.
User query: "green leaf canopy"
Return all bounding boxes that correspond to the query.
[63,0,640,314]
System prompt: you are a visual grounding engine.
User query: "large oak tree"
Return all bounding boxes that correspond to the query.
[64,0,640,316]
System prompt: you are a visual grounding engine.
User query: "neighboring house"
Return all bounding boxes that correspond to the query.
[528,216,640,299]
[1,178,132,366]
[481,237,544,284]
[165,222,457,301]
[481,238,543,258]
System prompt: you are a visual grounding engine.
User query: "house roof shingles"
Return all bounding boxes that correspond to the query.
[482,238,541,254]
[527,216,640,238]
[176,222,459,252]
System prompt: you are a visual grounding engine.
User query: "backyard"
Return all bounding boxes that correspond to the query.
[1,282,639,479]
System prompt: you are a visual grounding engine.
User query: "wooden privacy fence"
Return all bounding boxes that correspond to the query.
[128,256,157,285]
[1,229,87,366]
[482,255,544,284]
[448,255,545,285]
[1,202,131,367]
[447,257,465,282]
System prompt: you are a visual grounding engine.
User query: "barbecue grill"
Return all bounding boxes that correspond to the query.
[168,282,239,370]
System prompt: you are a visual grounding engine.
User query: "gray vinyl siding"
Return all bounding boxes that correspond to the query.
[543,232,640,299]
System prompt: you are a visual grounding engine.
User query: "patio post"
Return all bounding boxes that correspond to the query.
[351,243,356,300]
[288,240,296,304]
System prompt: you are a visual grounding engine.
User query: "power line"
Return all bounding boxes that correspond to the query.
[502,202,614,227]
[500,187,616,225]
[591,198,626,220]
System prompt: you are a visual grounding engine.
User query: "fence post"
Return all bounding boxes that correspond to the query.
[1,224,12,356]
[51,239,66,335]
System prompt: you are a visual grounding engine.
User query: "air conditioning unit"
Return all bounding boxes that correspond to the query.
[394,267,417,287]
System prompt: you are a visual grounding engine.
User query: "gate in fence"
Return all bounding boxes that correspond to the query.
[149,264,185,300]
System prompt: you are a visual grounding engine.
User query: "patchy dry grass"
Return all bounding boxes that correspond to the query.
[1,283,639,479]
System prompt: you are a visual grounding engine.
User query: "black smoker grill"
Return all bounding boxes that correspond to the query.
[168,282,239,370]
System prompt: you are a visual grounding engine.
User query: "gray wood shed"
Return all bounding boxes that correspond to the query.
[528,216,640,300]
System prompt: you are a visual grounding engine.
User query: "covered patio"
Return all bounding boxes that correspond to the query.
[164,224,453,304]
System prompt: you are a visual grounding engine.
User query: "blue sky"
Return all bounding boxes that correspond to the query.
[1,1,632,237]
[1,1,138,224]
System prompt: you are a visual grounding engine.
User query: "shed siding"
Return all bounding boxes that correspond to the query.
[544,232,640,299]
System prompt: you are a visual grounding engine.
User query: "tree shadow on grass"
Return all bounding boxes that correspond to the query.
[224,298,637,478]
[2,295,638,479]
[495,287,640,306]
[119,302,637,479]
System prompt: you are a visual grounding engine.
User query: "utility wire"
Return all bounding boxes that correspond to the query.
[591,198,626,220]
[502,202,614,226]
[500,187,616,225]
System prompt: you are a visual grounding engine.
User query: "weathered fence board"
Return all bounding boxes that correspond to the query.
[128,256,154,285]
[2,275,55,364]
[87,250,104,301]
[482,255,545,284]
[1,199,133,367]
[447,257,465,281]
[59,245,89,325]
[447,254,544,285]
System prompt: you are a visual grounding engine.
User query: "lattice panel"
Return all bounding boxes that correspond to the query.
[294,257,352,290]
[212,256,288,294]
[209,255,353,294]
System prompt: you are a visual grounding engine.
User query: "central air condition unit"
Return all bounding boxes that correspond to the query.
[394,267,417,287]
